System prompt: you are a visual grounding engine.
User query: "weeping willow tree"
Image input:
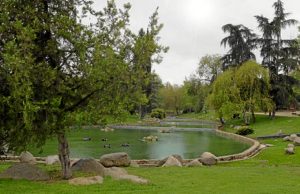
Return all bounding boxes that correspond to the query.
[207,61,273,124]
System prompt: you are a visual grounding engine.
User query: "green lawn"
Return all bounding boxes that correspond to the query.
[223,114,300,137]
[1,162,300,194]
[1,113,300,194]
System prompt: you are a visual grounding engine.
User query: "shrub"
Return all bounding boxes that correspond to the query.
[235,126,254,136]
[150,108,166,119]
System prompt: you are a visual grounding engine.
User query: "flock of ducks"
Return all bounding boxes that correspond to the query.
[82,136,130,149]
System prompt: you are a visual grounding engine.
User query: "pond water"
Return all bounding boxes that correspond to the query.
[31,127,250,160]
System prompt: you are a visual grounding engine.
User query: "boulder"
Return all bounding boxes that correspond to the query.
[283,136,291,141]
[158,154,183,166]
[186,159,202,167]
[159,128,171,133]
[104,167,148,184]
[0,163,49,181]
[143,135,158,142]
[71,158,105,176]
[104,166,127,177]
[199,152,218,166]
[117,174,149,184]
[45,155,60,165]
[285,147,295,155]
[293,137,300,146]
[130,161,139,168]
[173,154,184,164]
[162,156,182,167]
[19,151,36,164]
[290,134,298,141]
[287,143,295,148]
[69,176,103,185]
[99,152,130,167]
[70,159,80,167]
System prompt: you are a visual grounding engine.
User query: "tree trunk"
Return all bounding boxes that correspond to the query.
[242,110,246,123]
[219,117,225,125]
[251,109,256,123]
[139,104,146,119]
[271,109,276,119]
[58,133,72,179]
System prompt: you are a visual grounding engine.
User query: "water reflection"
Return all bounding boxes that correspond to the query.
[148,132,186,159]
[31,128,250,159]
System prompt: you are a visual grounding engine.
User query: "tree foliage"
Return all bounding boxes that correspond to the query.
[183,75,210,113]
[130,9,168,118]
[159,83,184,115]
[255,0,298,113]
[207,61,273,124]
[0,0,166,179]
[197,54,223,84]
[221,24,257,69]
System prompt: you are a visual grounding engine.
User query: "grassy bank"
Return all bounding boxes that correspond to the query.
[223,114,300,137]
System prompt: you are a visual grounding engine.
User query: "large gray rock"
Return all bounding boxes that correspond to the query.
[69,176,103,185]
[199,152,218,166]
[19,151,36,164]
[290,134,298,141]
[293,137,300,146]
[186,159,202,167]
[45,155,60,165]
[0,163,49,181]
[162,156,182,167]
[288,143,295,148]
[158,154,183,167]
[285,147,295,155]
[104,167,148,184]
[99,152,130,167]
[71,158,105,176]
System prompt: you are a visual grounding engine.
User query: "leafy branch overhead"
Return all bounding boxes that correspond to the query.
[0,0,167,179]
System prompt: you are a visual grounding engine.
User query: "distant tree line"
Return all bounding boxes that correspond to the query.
[158,0,300,124]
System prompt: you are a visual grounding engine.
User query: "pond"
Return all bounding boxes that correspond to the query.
[30,127,250,160]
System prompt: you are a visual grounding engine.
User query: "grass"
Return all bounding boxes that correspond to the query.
[223,114,300,137]
[1,112,300,193]
[177,110,217,121]
[1,163,300,194]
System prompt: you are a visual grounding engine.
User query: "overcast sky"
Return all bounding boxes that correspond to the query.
[93,0,300,85]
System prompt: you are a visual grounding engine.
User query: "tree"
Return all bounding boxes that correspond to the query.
[206,70,241,124]
[207,61,273,124]
[235,61,274,123]
[148,72,163,111]
[0,0,156,179]
[221,24,257,69]
[255,0,298,116]
[183,74,210,113]
[131,9,168,119]
[159,83,184,115]
[197,54,223,84]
